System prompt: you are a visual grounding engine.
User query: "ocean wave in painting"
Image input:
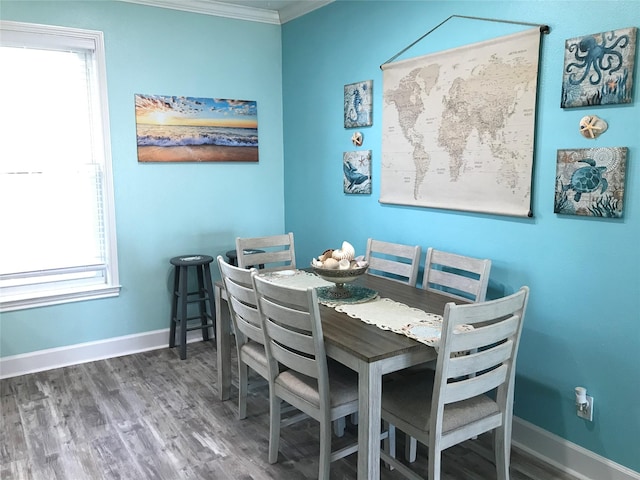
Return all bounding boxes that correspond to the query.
[136,124,258,148]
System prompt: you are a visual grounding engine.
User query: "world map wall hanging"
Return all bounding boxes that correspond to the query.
[561,27,637,108]
[381,28,542,217]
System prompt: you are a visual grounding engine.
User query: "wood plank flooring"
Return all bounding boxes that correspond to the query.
[1,341,579,480]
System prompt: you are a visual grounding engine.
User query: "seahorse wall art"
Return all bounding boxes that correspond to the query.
[344,80,373,128]
[554,147,627,218]
[561,27,637,108]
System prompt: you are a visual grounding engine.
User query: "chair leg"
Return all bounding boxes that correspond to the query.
[405,434,417,463]
[333,417,346,437]
[428,445,442,480]
[383,422,396,470]
[494,425,510,480]
[268,395,281,464]
[318,419,332,480]
[237,362,248,420]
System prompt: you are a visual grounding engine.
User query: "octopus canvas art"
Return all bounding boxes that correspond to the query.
[561,27,637,108]
[554,147,627,218]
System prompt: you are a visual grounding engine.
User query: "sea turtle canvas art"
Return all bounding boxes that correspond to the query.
[554,147,627,217]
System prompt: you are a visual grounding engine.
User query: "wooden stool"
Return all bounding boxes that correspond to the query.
[169,255,216,360]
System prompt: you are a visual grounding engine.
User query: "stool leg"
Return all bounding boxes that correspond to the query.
[196,266,209,341]
[169,266,180,349]
[178,265,188,360]
[203,262,216,339]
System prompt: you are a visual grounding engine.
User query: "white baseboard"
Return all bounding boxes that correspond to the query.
[512,417,640,480]
[1,334,638,480]
[0,328,208,379]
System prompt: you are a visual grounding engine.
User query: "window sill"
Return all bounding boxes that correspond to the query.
[0,284,121,312]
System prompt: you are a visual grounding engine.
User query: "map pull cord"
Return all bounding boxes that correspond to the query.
[380,15,550,69]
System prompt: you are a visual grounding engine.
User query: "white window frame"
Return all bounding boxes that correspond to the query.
[0,21,120,312]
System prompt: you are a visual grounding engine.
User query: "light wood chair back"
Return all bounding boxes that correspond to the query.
[216,255,264,420]
[365,238,422,286]
[252,273,359,480]
[404,248,491,462]
[381,286,530,480]
[236,233,296,272]
[422,247,491,302]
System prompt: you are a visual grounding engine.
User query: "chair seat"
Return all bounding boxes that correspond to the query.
[383,371,500,435]
[275,363,358,411]
[240,340,268,377]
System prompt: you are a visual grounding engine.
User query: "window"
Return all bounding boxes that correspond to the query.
[0,21,120,312]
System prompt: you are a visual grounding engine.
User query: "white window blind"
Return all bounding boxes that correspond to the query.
[0,21,120,311]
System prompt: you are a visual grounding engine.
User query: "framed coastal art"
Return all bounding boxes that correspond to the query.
[343,150,372,194]
[554,147,627,217]
[561,27,637,108]
[135,94,258,162]
[344,80,373,128]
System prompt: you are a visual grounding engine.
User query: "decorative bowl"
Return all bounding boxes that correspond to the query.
[311,263,368,298]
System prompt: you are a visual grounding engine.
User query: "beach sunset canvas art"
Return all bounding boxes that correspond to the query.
[135,94,258,162]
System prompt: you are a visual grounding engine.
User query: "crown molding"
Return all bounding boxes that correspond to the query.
[117,0,332,24]
[278,0,332,23]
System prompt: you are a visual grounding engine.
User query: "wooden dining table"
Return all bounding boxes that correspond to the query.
[214,272,458,480]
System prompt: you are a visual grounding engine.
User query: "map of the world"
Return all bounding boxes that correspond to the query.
[381,28,542,217]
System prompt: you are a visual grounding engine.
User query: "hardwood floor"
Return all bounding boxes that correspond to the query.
[1,341,579,480]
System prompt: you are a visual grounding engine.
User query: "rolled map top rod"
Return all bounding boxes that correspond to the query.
[380,14,550,69]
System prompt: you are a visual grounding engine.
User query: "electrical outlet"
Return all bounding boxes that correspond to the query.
[577,395,594,421]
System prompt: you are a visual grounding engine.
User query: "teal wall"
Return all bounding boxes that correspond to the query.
[282,0,639,472]
[0,2,285,349]
[1,0,638,474]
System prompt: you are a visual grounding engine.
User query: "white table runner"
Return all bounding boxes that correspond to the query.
[258,269,334,288]
[257,270,469,347]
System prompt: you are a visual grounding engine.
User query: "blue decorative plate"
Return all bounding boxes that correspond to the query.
[317,285,378,305]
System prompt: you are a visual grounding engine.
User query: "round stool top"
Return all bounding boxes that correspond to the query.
[170,254,214,266]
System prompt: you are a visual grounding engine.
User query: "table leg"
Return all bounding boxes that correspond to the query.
[357,360,383,480]
[215,283,231,401]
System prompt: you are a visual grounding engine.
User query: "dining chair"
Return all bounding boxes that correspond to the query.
[252,273,359,480]
[402,246,492,462]
[380,286,530,480]
[236,232,296,272]
[216,255,266,420]
[365,238,422,286]
[218,256,346,431]
[422,247,491,302]
[363,239,421,434]
[214,233,294,408]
